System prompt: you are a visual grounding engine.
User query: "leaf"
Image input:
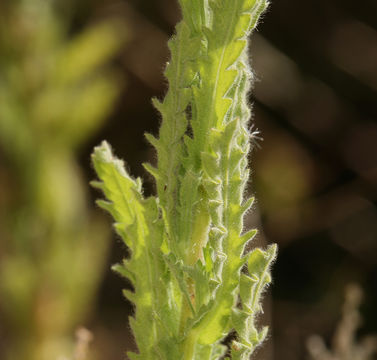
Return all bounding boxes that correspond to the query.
[53,20,127,85]
[91,0,274,358]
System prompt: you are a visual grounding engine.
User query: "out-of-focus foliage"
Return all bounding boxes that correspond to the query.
[0,0,126,359]
[307,284,377,360]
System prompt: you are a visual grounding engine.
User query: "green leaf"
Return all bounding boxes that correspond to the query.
[91,0,275,358]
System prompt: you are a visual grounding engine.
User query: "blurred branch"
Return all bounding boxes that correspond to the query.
[307,284,377,360]
[74,328,93,360]
[0,1,127,359]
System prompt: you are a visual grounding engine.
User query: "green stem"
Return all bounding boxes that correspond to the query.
[182,329,199,360]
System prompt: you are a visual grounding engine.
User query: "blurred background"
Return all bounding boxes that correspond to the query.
[0,0,376,359]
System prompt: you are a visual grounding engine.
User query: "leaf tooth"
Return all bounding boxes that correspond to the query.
[90,180,103,190]
[96,199,114,214]
[122,289,137,304]
[115,221,138,250]
[258,326,269,342]
[151,97,164,113]
[241,197,255,216]
[239,273,257,312]
[92,140,113,162]
[144,132,160,150]
[135,177,143,193]
[247,248,267,276]
[142,163,160,182]
[248,1,269,30]
[112,263,136,284]
[113,222,127,238]
[245,0,269,17]
[224,40,247,71]
[266,243,278,260]
[265,273,272,284]
[247,244,277,286]
[240,228,258,248]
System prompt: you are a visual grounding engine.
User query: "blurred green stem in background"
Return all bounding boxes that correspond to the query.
[0,0,126,359]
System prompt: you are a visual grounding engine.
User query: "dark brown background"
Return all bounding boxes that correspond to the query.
[73,0,377,359]
[5,0,377,359]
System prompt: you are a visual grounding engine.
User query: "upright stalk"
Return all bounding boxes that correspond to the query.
[92,0,277,359]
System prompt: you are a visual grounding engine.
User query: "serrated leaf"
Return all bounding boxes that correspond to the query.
[112,263,136,284]
[91,0,274,358]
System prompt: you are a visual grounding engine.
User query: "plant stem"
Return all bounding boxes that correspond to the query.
[182,329,199,360]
